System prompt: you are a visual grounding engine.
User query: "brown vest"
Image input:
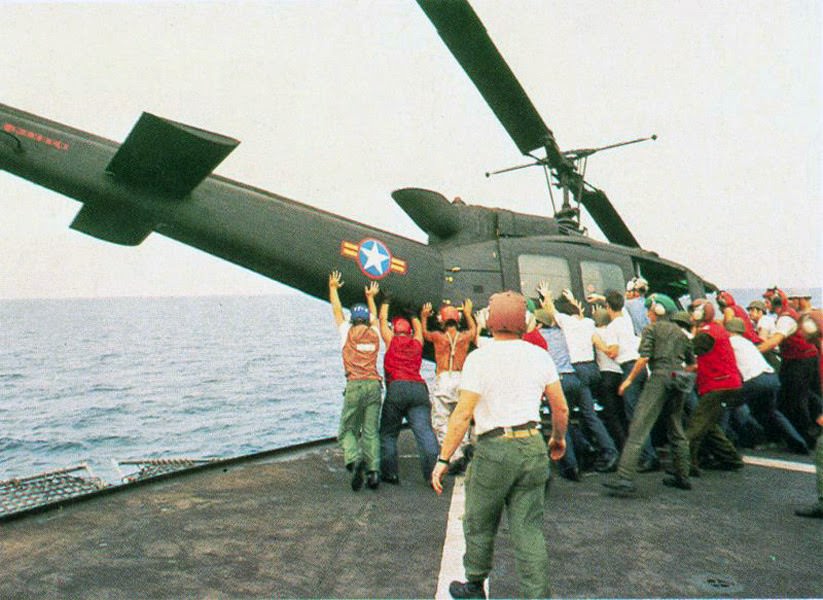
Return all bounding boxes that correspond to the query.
[342,324,380,381]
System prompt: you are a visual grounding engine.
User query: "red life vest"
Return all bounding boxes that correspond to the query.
[522,328,549,350]
[383,335,425,384]
[342,324,380,381]
[729,304,761,344]
[696,321,742,395]
[778,307,819,361]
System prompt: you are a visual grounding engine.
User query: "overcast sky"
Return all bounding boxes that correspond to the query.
[1,0,820,299]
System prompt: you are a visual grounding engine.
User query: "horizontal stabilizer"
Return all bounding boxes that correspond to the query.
[70,202,155,246]
[392,188,460,240]
[106,113,239,198]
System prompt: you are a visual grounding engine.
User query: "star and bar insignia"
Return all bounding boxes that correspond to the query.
[340,238,407,279]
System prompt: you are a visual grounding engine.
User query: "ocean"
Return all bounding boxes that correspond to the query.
[0,295,439,485]
[1,289,818,485]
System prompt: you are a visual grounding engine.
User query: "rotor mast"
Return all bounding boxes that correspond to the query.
[417,0,650,248]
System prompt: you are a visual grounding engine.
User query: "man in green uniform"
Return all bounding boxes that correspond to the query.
[603,293,696,496]
[432,291,569,599]
[329,270,382,491]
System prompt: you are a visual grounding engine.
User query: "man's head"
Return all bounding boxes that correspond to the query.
[486,291,527,336]
[763,287,787,313]
[391,316,412,336]
[689,298,715,324]
[438,305,461,329]
[747,299,766,323]
[645,293,677,321]
[350,303,370,325]
[605,289,625,313]
[787,288,813,312]
[533,308,555,328]
[725,317,745,336]
[716,291,736,308]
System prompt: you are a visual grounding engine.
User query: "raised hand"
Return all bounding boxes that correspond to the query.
[329,270,344,289]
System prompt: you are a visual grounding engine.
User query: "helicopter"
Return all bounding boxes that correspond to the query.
[0,0,716,320]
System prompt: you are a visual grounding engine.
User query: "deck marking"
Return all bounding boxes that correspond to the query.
[435,475,490,599]
[742,455,815,474]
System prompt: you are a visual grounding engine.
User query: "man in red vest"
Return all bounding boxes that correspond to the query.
[329,270,382,491]
[759,288,821,447]
[685,299,744,473]
[795,310,823,519]
[377,297,439,485]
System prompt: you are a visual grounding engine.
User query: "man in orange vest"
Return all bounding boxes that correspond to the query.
[421,300,477,474]
[329,270,382,491]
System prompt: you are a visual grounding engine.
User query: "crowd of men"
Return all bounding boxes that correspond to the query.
[329,271,822,598]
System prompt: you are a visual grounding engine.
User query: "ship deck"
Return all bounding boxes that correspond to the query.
[1,431,820,599]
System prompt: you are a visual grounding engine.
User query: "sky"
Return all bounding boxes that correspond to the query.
[1,0,820,299]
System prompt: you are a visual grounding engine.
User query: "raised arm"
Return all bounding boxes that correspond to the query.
[329,270,345,326]
[463,298,477,340]
[412,315,424,344]
[421,302,435,342]
[364,281,379,325]
[378,301,393,345]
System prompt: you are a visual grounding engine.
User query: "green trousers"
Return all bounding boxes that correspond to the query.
[686,389,743,469]
[463,433,550,599]
[338,379,382,472]
[617,373,690,480]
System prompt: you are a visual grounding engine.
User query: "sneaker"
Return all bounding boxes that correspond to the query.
[449,580,486,599]
[602,478,637,497]
[351,461,365,492]
[662,475,692,490]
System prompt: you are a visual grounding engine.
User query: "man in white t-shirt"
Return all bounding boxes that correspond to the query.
[726,318,808,454]
[603,290,659,471]
[432,291,569,599]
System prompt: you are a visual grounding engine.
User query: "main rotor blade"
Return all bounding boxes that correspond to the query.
[416,0,563,163]
[579,188,639,248]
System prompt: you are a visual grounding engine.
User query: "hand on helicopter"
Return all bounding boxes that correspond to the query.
[365,281,379,298]
[329,270,344,289]
[536,281,552,301]
[462,298,473,315]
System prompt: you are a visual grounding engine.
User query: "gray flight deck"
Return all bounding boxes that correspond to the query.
[1,431,820,599]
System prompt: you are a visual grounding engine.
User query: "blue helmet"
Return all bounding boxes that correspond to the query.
[350,303,370,323]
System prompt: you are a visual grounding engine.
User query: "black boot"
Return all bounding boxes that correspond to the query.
[351,461,365,492]
[449,580,486,599]
[662,475,692,490]
[366,471,380,490]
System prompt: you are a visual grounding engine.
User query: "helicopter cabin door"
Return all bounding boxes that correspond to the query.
[498,238,633,308]
[439,240,506,308]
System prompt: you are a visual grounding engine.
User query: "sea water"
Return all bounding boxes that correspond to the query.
[0,295,413,484]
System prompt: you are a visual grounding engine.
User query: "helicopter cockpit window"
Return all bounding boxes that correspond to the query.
[581,261,625,298]
[518,255,571,300]
[634,258,691,302]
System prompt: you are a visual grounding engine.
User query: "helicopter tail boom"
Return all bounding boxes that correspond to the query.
[0,103,444,307]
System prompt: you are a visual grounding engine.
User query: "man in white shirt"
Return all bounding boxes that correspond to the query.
[432,291,569,599]
[726,318,808,454]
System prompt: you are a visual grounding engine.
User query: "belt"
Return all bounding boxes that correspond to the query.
[479,421,540,440]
